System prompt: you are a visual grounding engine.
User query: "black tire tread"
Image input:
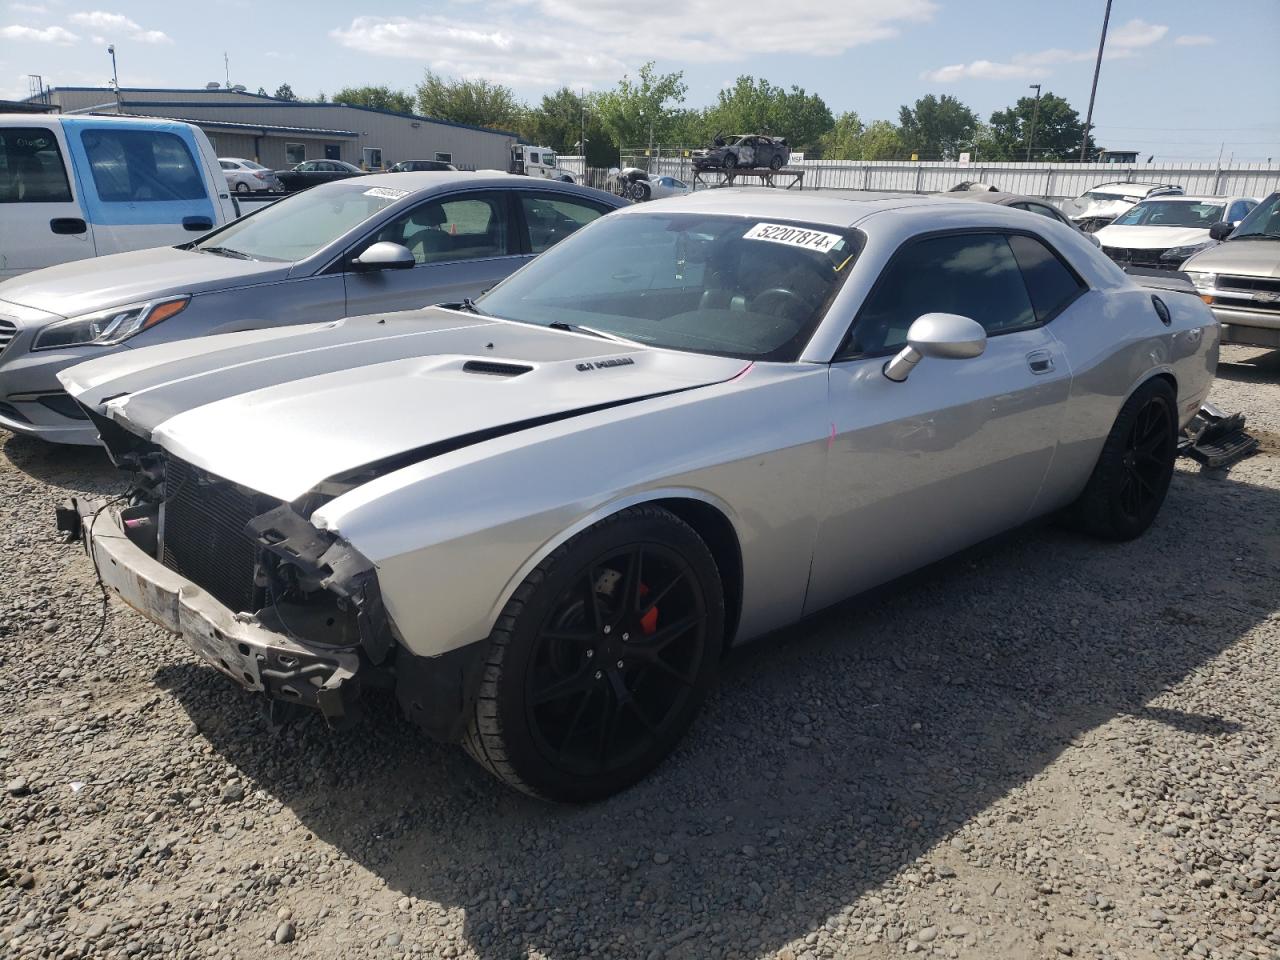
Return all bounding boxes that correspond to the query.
[462,504,710,800]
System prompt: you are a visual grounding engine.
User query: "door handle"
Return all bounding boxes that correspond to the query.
[50,217,87,235]
[183,216,214,232]
[1026,350,1055,374]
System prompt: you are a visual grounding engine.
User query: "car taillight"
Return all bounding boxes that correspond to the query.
[254,171,269,180]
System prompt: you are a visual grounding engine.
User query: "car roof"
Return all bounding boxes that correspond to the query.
[315,170,624,205]
[1128,194,1243,204]
[621,188,950,228]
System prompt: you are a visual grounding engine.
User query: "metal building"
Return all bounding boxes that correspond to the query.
[31,87,519,171]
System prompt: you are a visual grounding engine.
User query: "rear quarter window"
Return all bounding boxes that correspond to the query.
[81,129,207,202]
[0,127,72,203]
[1007,234,1086,322]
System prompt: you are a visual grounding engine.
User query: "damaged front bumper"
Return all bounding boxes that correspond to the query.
[58,496,366,723]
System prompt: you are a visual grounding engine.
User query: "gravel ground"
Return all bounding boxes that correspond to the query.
[2,345,1278,960]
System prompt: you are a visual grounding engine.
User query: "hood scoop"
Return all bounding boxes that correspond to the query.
[461,359,533,377]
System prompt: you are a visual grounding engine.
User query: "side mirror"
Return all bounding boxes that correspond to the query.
[351,241,415,271]
[883,313,987,382]
[1208,221,1235,242]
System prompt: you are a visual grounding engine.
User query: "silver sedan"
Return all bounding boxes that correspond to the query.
[60,190,1218,801]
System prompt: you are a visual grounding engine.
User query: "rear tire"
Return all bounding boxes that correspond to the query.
[463,506,724,802]
[1063,377,1178,541]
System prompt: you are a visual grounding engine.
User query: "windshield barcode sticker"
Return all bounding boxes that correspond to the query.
[744,222,842,251]
[364,187,409,200]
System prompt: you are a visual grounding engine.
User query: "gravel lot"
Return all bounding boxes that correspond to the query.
[3,346,1278,960]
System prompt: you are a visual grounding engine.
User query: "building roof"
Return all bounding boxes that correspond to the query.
[39,87,521,139]
[0,99,58,113]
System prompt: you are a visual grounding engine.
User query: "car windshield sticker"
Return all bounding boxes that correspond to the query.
[744,222,842,252]
[363,187,409,200]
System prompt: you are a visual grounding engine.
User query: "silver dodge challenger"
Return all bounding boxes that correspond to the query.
[57,190,1218,802]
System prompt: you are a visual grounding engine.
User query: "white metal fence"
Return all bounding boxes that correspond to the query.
[558,156,1280,203]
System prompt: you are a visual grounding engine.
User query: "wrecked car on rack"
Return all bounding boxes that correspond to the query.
[57,190,1218,802]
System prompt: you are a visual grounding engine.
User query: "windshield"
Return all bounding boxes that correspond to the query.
[1230,192,1280,239]
[477,212,861,361]
[1113,200,1224,227]
[193,182,407,261]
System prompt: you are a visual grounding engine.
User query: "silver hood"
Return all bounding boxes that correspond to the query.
[1180,239,1280,277]
[59,308,748,500]
[0,246,289,319]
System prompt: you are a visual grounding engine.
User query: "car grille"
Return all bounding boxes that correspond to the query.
[1218,275,1280,295]
[161,457,266,613]
[1214,295,1280,314]
[1102,246,1178,270]
[0,318,16,359]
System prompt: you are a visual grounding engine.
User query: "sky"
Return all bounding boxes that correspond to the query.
[2,0,1278,162]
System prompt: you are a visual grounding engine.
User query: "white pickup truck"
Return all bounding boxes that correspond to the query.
[0,114,237,280]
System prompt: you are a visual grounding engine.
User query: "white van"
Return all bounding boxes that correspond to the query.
[0,114,237,280]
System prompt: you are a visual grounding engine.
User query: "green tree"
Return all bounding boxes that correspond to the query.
[897,94,978,160]
[333,84,416,114]
[517,87,611,164]
[986,91,1096,161]
[415,70,523,130]
[592,62,688,153]
[819,113,905,160]
[272,83,297,101]
[704,76,833,148]
[255,86,267,97]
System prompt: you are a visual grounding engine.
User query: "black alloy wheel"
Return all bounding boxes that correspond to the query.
[1118,395,1176,525]
[464,506,724,801]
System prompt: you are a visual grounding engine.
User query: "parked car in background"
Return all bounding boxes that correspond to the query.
[219,157,282,193]
[274,159,365,192]
[1059,181,1184,232]
[0,172,625,443]
[940,190,1101,245]
[606,168,689,201]
[59,190,1214,801]
[1181,190,1280,349]
[0,114,236,281]
[1095,195,1258,271]
[388,159,458,173]
[693,134,791,171]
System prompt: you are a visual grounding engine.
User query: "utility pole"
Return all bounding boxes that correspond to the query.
[224,52,230,90]
[1025,83,1041,161]
[580,88,586,162]
[107,45,120,107]
[1079,0,1113,161]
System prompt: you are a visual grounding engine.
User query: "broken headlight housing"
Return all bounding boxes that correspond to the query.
[33,296,190,350]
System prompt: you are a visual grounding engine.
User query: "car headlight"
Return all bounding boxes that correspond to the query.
[1160,242,1213,262]
[32,297,190,351]
[1184,271,1216,291]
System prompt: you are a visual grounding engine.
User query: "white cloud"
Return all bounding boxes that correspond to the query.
[9,2,50,13]
[68,10,170,43]
[0,23,76,43]
[1174,34,1215,46]
[331,0,937,87]
[922,18,1169,82]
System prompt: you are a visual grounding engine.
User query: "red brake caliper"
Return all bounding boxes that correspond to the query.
[638,583,659,635]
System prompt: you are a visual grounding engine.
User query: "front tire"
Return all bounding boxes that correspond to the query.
[1063,377,1178,540]
[235,181,250,194]
[769,155,783,171]
[464,506,725,802]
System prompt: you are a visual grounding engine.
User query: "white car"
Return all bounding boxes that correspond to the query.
[219,157,280,194]
[1095,195,1258,271]
[1060,182,1184,233]
[60,190,1216,801]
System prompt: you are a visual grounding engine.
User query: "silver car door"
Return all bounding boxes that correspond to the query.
[805,231,1078,615]
[343,190,522,313]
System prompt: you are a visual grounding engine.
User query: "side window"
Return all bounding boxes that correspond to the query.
[520,194,608,254]
[844,233,1035,357]
[1227,199,1254,222]
[372,192,509,265]
[286,143,305,165]
[220,160,237,171]
[0,126,72,202]
[1007,234,1086,322]
[1025,202,1064,222]
[80,129,206,202]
